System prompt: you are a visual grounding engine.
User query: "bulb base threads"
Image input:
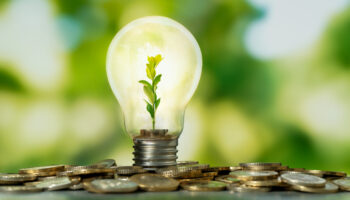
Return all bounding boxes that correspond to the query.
[132,136,178,167]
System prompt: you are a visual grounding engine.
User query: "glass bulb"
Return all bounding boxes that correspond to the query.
[107,16,202,167]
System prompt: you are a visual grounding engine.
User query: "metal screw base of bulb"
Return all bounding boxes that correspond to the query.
[132,137,178,168]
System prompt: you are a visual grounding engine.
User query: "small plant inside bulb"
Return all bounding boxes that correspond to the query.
[138,54,169,138]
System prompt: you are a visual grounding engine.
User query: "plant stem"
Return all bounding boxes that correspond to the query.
[152,78,156,130]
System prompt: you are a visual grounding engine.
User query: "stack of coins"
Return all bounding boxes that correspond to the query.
[0,160,349,194]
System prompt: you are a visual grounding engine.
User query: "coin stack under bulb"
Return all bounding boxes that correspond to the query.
[0,160,349,194]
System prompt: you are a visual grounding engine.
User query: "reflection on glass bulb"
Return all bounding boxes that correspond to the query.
[107,16,202,167]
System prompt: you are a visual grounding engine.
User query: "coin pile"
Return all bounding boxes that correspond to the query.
[0,160,349,194]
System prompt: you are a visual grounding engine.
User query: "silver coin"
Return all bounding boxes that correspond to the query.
[281,173,326,187]
[0,186,43,193]
[35,177,73,191]
[227,184,271,192]
[85,179,138,193]
[333,177,350,191]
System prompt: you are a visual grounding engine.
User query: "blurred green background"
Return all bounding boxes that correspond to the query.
[0,0,350,173]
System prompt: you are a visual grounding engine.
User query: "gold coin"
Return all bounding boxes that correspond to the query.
[37,176,57,181]
[323,171,346,178]
[202,172,218,177]
[240,162,284,171]
[0,186,43,193]
[84,179,138,193]
[281,173,326,187]
[291,182,338,193]
[115,166,146,175]
[35,176,74,191]
[24,181,41,187]
[0,173,36,185]
[130,174,179,192]
[244,179,282,187]
[202,166,230,173]
[178,176,214,182]
[177,161,199,166]
[227,184,271,192]
[333,177,350,191]
[91,159,116,168]
[65,168,115,176]
[156,167,202,178]
[229,170,278,181]
[229,166,242,171]
[180,180,227,191]
[215,175,241,184]
[19,165,65,174]
[303,170,326,177]
[291,168,306,172]
[303,170,347,178]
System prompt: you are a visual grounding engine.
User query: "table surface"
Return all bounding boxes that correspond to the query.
[0,191,349,200]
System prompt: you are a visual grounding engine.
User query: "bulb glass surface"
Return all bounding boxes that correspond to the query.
[107,16,202,138]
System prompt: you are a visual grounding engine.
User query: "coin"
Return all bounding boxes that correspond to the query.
[0,173,36,184]
[65,168,115,176]
[84,179,138,193]
[82,174,115,183]
[130,174,179,192]
[302,170,326,177]
[291,182,338,193]
[229,166,242,171]
[156,167,202,178]
[244,179,282,187]
[157,164,209,174]
[69,183,84,190]
[38,176,58,181]
[202,172,218,177]
[178,176,215,182]
[35,176,75,191]
[116,166,146,175]
[291,168,306,172]
[180,180,227,191]
[177,161,199,166]
[239,162,281,167]
[115,176,130,181]
[281,173,326,187]
[202,166,230,173]
[0,186,43,193]
[215,175,241,184]
[323,171,346,178]
[178,164,210,171]
[333,177,350,191]
[303,170,347,178]
[227,184,271,192]
[19,165,65,174]
[229,170,278,181]
[91,159,116,168]
[240,162,282,171]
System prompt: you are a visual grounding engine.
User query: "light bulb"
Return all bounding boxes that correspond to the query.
[107,16,202,167]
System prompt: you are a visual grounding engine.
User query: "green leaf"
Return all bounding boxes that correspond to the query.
[153,74,162,88]
[146,67,152,80]
[139,80,152,88]
[143,85,154,104]
[146,103,154,118]
[155,98,160,109]
[154,54,163,66]
[150,67,156,80]
[147,56,155,65]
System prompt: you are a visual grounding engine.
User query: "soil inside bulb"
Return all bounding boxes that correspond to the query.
[135,129,176,139]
